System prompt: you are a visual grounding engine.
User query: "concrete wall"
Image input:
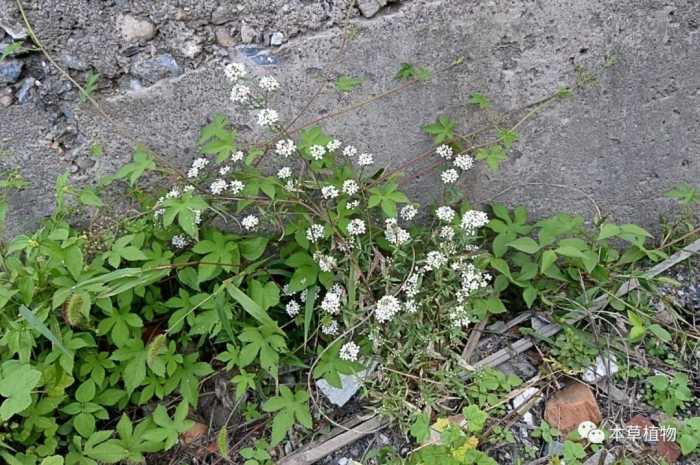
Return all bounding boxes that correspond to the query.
[1,0,699,237]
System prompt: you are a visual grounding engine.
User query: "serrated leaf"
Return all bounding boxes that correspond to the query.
[335,75,363,92]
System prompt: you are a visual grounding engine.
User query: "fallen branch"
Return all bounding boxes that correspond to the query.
[277,415,388,465]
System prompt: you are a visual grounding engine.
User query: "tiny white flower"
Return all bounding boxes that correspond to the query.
[171,234,188,249]
[306,224,325,243]
[230,84,251,104]
[441,168,459,184]
[436,144,454,160]
[210,179,228,195]
[286,300,300,317]
[342,179,359,196]
[259,76,279,92]
[346,200,360,209]
[347,218,366,236]
[321,185,340,199]
[461,210,489,234]
[257,109,279,127]
[343,145,358,158]
[321,320,339,336]
[313,252,336,272]
[440,225,455,241]
[358,153,374,166]
[193,210,202,225]
[404,300,418,314]
[385,218,410,246]
[309,144,326,161]
[454,154,474,171]
[219,166,231,176]
[327,139,342,151]
[424,250,447,271]
[282,284,294,296]
[435,206,456,222]
[321,292,342,314]
[229,180,245,195]
[277,166,292,179]
[242,215,259,231]
[339,341,360,362]
[375,295,401,323]
[183,185,195,193]
[224,62,246,82]
[275,139,296,158]
[192,158,209,169]
[400,205,418,221]
[166,188,181,199]
[231,150,244,163]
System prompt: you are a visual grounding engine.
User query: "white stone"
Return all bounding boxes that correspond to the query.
[582,354,619,383]
[316,370,367,407]
[118,14,155,42]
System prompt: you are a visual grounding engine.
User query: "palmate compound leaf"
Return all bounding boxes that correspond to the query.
[262,386,312,446]
[0,360,42,421]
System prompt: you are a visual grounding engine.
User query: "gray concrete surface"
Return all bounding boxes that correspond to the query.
[1,0,699,237]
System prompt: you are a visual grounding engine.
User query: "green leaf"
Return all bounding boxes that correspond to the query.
[475,145,507,171]
[409,413,431,442]
[225,282,281,333]
[664,183,700,205]
[422,116,455,144]
[18,305,70,356]
[217,427,229,456]
[679,434,698,455]
[507,237,540,254]
[304,286,317,345]
[79,188,104,207]
[468,92,490,109]
[0,42,23,62]
[0,361,42,421]
[262,386,312,446]
[114,148,155,186]
[240,237,268,261]
[335,75,363,92]
[649,324,672,342]
[540,250,557,273]
[555,245,587,259]
[523,286,538,308]
[598,223,621,240]
[198,114,238,162]
[80,71,100,103]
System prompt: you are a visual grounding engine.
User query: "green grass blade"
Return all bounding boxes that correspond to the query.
[19,305,70,356]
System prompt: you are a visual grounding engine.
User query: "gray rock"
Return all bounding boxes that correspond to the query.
[240,22,257,44]
[211,5,236,25]
[15,77,34,104]
[61,53,89,71]
[130,54,182,84]
[75,155,96,170]
[357,0,388,18]
[316,372,364,407]
[0,59,22,84]
[118,14,156,42]
[215,27,235,48]
[270,31,285,46]
[0,87,12,107]
[239,46,279,66]
[0,18,28,40]
[583,450,616,465]
[545,441,565,457]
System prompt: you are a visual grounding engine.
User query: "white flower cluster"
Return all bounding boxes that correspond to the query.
[286,299,300,317]
[384,218,410,246]
[454,154,474,171]
[436,144,453,160]
[448,305,471,328]
[461,210,489,235]
[423,250,447,271]
[321,186,339,199]
[259,76,279,92]
[219,166,231,176]
[402,273,421,298]
[224,62,246,82]
[347,218,366,236]
[187,157,209,178]
[321,320,339,336]
[358,153,374,166]
[231,151,244,163]
[321,291,342,314]
[230,84,251,104]
[241,215,259,231]
[435,206,456,222]
[454,260,491,303]
[339,341,360,362]
[343,145,358,158]
[171,234,188,249]
[229,180,245,195]
[441,168,459,184]
[306,224,325,243]
[327,139,342,151]
[440,225,455,241]
[309,144,326,160]
[257,109,279,127]
[313,252,336,272]
[375,295,401,323]
[276,139,296,158]
[342,180,359,196]
[346,200,359,209]
[277,167,292,179]
[210,179,228,195]
[400,204,418,221]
